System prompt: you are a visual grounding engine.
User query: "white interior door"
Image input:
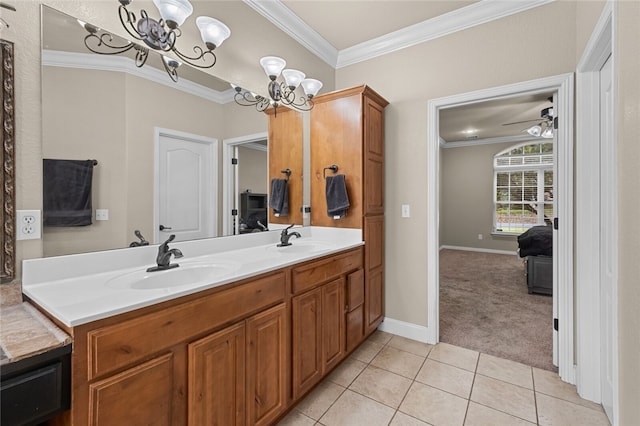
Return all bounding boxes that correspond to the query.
[155,128,218,243]
[551,92,559,368]
[599,54,615,422]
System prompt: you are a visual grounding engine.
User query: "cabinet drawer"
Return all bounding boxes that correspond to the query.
[346,269,364,311]
[88,271,285,379]
[292,249,362,294]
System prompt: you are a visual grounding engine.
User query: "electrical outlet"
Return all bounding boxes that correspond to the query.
[16,210,42,240]
[478,234,483,240]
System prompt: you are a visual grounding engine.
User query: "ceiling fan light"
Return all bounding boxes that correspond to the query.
[282,69,305,89]
[196,16,230,50]
[301,78,323,98]
[526,125,542,137]
[153,0,193,28]
[260,56,286,79]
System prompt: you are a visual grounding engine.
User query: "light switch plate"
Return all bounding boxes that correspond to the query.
[402,204,410,218]
[96,209,109,221]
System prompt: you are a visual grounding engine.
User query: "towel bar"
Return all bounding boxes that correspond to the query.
[323,164,338,178]
[281,168,291,181]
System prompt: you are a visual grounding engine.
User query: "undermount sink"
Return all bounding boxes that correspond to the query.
[105,261,241,290]
[266,240,336,255]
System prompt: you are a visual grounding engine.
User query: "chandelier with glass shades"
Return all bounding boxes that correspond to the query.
[82,0,230,82]
[233,56,323,114]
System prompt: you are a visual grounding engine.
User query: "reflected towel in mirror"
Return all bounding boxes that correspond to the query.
[269,178,289,216]
[43,159,94,226]
[325,174,350,218]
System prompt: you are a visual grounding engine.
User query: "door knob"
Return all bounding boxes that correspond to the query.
[159,225,172,231]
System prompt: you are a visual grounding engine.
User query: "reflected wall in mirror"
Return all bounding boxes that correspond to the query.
[1,39,15,282]
[41,6,303,257]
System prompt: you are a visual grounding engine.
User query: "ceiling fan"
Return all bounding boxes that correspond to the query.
[502,104,555,139]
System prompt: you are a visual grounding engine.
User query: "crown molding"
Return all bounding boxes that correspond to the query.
[441,134,539,149]
[244,0,553,69]
[337,0,553,68]
[42,49,235,104]
[243,0,338,67]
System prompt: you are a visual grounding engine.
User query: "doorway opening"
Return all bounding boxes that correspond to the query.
[427,73,575,383]
[222,132,269,236]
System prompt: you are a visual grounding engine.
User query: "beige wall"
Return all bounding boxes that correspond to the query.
[238,146,268,195]
[337,1,578,327]
[42,68,129,255]
[615,1,640,422]
[440,142,519,252]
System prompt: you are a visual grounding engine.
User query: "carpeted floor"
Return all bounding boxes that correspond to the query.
[439,249,555,371]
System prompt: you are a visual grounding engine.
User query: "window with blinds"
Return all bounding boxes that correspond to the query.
[493,142,554,234]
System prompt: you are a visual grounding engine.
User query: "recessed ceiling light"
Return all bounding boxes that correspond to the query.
[462,129,477,135]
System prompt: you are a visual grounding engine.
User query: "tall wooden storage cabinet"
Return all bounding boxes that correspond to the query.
[310,85,389,337]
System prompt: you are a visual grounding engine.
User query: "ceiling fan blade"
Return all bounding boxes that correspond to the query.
[502,118,543,126]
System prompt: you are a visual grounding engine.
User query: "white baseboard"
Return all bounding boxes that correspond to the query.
[440,245,517,256]
[378,317,435,344]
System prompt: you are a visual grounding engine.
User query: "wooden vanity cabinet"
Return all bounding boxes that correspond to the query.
[290,249,362,399]
[56,270,287,426]
[310,85,388,339]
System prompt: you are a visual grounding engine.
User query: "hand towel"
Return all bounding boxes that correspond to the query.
[325,174,350,218]
[269,178,289,216]
[43,159,94,226]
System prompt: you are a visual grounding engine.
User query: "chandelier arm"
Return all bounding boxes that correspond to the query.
[84,33,136,55]
[161,57,179,83]
[133,46,150,68]
[172,45,217,69]
[118,4,148,42]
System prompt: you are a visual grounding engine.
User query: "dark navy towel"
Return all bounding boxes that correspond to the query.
[269,178,289,216]
[325,174,350,218]
[43,159,94,227]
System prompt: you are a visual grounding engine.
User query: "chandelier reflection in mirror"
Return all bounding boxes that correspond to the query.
[233,56,323,114]
[81,0,230,82]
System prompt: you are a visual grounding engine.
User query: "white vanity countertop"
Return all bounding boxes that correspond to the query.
[22,227,363,327]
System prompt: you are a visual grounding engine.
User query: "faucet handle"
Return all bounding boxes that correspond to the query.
[285,224,294,231]
[162,234,176,245]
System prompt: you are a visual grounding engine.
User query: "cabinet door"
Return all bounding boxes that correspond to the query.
[188,322,245,426]
[291,288,323,399]
[246,304,287,426]
[365,269,384,334]
[346,269,365,352]
[322,278,345,372]
[363,95,386,216]
[88,353,173,426]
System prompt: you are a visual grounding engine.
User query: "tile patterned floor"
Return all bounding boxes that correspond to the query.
[277,331,610,426]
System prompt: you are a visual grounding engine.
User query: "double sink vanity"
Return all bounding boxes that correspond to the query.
[12,226,378,425]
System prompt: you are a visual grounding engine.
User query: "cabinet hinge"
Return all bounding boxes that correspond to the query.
[231,158,238,165]
[554,318,558,331]
[553,217,559,230]
[231,209,238,216]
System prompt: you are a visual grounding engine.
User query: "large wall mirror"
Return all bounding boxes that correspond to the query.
[41,5,303,257]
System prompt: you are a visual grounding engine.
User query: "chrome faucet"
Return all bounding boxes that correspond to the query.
[147,234,183,272]
[278,224,301,247]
